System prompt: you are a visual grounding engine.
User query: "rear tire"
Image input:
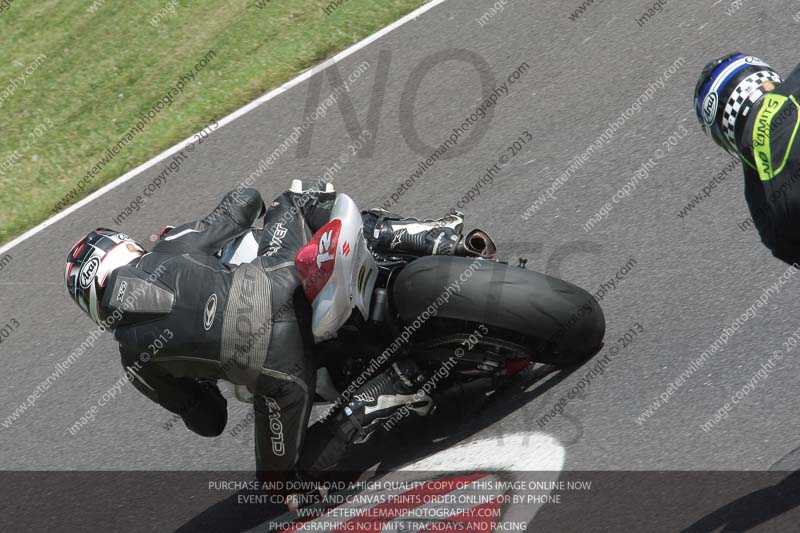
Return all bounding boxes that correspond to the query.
[391,256,605,367]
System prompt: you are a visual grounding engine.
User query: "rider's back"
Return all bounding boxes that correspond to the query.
[103,248,234,377]
[739,63,800,263]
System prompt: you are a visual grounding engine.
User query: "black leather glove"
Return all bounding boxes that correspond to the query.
[181,379,228,437]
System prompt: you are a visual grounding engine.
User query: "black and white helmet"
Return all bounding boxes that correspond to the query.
[695,53,783,155]
[65,229,145,326]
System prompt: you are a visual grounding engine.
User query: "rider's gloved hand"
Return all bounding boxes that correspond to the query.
[181,379,228,437]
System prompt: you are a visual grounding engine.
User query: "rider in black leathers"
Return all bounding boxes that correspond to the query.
[696,54,800,265]
[65,182,463,482]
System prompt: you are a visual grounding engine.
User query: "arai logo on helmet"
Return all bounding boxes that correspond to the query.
[79,257,100,289]
[702,92,718,127]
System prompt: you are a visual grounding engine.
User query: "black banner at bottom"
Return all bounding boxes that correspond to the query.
[2,471,799,532]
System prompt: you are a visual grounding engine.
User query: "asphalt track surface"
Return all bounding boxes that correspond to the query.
[4,0,800,530]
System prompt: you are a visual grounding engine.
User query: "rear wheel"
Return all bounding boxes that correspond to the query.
[391,256,605,368]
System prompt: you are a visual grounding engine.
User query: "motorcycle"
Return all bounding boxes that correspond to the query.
[220,184,606,409]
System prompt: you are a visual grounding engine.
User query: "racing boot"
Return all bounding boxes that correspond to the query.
[296,361,433,477]
[363,209,464,256]
[342,360,433,444]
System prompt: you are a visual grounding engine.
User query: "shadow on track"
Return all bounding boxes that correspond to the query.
[175,362,583,532]
[680,471,800,533]
[323,361,582,483]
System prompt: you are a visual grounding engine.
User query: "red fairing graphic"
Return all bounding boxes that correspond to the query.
[295,219,342,303]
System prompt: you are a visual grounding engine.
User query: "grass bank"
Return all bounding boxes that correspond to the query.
[0,0,427,244]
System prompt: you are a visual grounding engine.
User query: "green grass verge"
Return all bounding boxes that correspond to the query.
[0,0,427,245]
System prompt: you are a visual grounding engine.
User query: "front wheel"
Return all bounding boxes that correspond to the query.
[391,256,605,367]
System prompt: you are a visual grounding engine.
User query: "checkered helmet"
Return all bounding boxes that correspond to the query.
[65,229,145,326]
[695,53,783,155]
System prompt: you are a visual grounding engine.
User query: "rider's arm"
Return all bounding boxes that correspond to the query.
[120,349,228,437]
[743,165,778,255]
[154,188,265,256]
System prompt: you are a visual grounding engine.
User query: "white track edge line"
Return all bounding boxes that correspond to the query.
[0,0,449,255]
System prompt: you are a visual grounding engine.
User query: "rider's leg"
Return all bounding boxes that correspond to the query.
[250,187,323,481]
[253,375,313,483]
[252,278,317,483]
[297,359,433,477]
[259,185,464,258]
[257,189,337,261]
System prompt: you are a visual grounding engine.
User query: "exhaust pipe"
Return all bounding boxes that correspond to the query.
[456,229,497,258]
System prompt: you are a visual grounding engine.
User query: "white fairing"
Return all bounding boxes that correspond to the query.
[310,194,378,342]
